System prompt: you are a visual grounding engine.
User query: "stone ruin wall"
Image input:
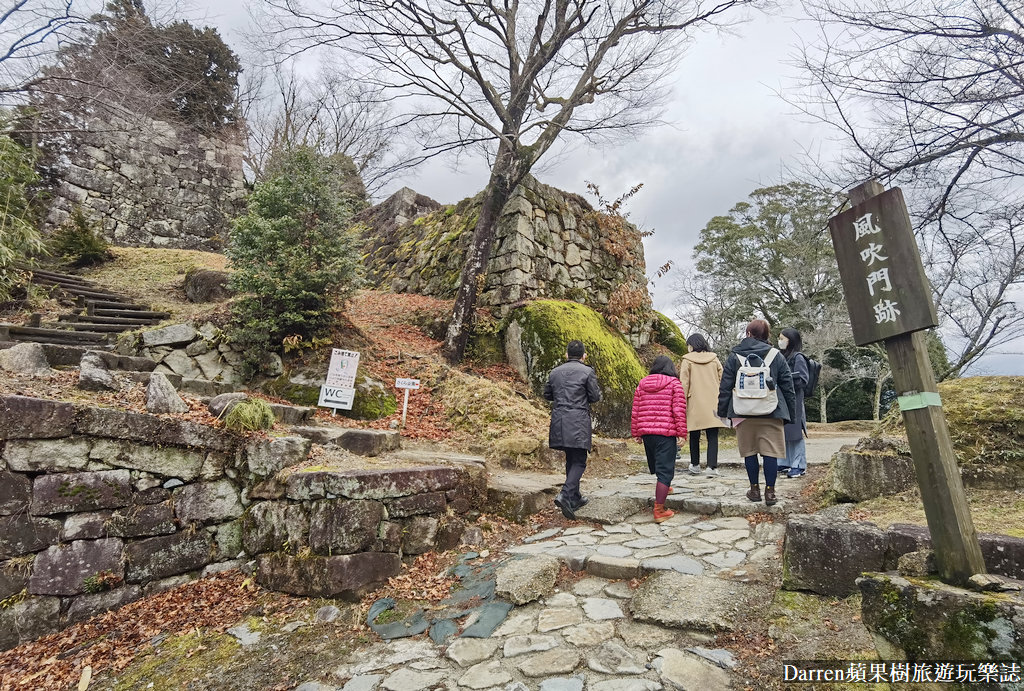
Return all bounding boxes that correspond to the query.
[360,178,653,343]
[0,395,485,651]
[45,116,247,251]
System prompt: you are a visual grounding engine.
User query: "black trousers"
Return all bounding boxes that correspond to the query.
[643,434,677,486]
[561,448,588,503]
[689,428,719,468]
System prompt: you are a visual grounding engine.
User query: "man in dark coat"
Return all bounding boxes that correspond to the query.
[544,339,602,519]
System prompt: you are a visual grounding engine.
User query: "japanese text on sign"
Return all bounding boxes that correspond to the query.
[319,349,360,411]
[395,378,421,390]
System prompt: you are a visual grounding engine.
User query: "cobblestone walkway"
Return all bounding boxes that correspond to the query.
[301,442,853,691]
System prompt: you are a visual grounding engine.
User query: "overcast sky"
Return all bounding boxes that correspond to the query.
[203,1,1022,375]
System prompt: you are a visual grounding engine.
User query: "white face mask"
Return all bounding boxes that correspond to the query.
[778,336,789,350]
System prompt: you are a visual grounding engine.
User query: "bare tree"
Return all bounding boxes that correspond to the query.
[0,0,88,104]
[793,0,1024,378]
[239,63,416,194]
[264,0,759,362]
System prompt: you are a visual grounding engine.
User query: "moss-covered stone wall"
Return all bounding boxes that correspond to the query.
[360,176,652,343]
[503,300,647,438]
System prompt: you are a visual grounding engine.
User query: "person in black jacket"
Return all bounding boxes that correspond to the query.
[544,339,602,519]
[779,327,809,478]
[717,319,796,506]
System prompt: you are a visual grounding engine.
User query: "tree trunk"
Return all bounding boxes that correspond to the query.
[820,388,828,424]
[442,142,526,363]
[873,369,889,421]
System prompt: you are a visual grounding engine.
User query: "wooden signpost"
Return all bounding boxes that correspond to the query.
[829,180,985,585]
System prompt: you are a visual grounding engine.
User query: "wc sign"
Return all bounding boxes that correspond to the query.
[318,349,360,411]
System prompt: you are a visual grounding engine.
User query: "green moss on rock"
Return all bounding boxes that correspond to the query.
[505,299,646,437]
[651,311,687,358]
[342,374,398,421]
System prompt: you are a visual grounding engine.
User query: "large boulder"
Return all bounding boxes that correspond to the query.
[504,300,647,437]
[829,437,915,502]
[78,352,118,391]
[650,311,688,358]
[146,372,189,414]
[0,343,50,375]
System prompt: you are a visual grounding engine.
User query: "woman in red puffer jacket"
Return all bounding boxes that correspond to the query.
[631,355,687,523]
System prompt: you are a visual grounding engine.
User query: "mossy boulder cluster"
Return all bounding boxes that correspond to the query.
[651,311,688,359]
[504,300,646,437]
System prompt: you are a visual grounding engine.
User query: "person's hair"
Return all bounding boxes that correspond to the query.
[566,340,585,359]
[686,333,710,352]
[649,354,678,378]
[780,327,803,360]
[746,319,770,342]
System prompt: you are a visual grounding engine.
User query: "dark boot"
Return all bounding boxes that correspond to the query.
[746,484,762,502]
[573,496,589,510]
[554,493,576,519]
[765,486,777,506]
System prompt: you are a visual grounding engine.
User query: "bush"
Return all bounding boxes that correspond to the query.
[222,398,276,431]
[227,146,366,373]
[0,133,44,302]
[50,208,113,267]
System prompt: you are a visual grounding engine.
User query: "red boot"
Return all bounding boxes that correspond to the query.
[653,503,675,523]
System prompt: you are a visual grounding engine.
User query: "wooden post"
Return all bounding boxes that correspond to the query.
[847,180,984,585]
[401,388,410,428]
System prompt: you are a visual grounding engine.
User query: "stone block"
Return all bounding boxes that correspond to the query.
[1,514,61,559]
[632,572,735,632]
[385,492,446,518]
[142,324,198,348]
[213,520,243,561]
[378,521,402,553]
[585,555,640,580]
[859,573,1024,661]
[174,480,243,525]
[337,429,402,457]
[496,556,560,605]
[126,532,210,583]
[75,408,234,452]
[241,502,309,555]
[0,596,60,651]
[61,511,111,541]
[435,516,465,552]
[0,342,50,375]
[0,558,31,599]
[267,403,313,426]
[3,437,92,472]
[29,538,124,596]
[146,372,189,414]
[31,469,132,515]
[79,352,118,391]
[885,523,1024,581]
[89,440,206,481]
[255,551,401,598]
[308,500,384,555]
[403,516,439,555]
[107,503,177,538]
[782,514,887,596]
[0,471,31,515]
[0,396,75,439]
[830,440,915,502]
[65,585,142,626]
[244,437,312,478]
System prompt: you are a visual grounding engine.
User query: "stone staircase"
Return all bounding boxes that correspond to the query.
[0,266,169,348]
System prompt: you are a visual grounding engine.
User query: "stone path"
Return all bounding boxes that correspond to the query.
[293,443,851,691]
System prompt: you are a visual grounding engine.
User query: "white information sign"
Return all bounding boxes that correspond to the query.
[319,349,360,411]
[395,378,421,390]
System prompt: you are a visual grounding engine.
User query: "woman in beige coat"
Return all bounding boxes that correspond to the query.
[679,333,726,475]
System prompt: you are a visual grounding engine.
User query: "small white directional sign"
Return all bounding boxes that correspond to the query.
[395,378,421,390]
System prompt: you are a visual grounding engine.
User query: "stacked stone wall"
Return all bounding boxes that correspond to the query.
[45,116,247,251]
[0,395,484,651]
[361,177,652,342]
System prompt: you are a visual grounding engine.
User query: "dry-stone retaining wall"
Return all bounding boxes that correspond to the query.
[44,116,246,251]
[0,394,483,650]
[360,177,652,340]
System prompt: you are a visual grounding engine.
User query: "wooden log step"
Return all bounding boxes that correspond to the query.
[32,275,100,289]
[27,268,100,284]
[3,324,109,342]
[42,322,136,333]
[86,300,151,311]
[93,308,171,320]
[62,314,160,326]
[53,286,131,302]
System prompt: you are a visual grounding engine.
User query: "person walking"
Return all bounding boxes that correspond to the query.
[631,355,687,523]
[545,339,602,520]
[717,319,796,507]
[679,333,726,476]
[779,328,809,478]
